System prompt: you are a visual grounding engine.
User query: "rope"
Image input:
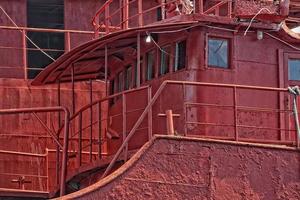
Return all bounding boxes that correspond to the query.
[243,8,272,36]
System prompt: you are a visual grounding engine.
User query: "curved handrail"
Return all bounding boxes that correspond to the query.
[91,0,234,35]
[92,0,113,27]
[101,80,290,178]
[69,85,149,121]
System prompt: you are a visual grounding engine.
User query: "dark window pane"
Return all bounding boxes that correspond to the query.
[125,66,132,90]
[208,38,228,68]
[134,57,143,85]
[27,0,64,79]
[27,50,64,69]
[27,32,65,50]
[157,7,162,21]
[160,46,170,76]
[27,0,64,29]
[118,71,124,92]
[289,59,300,81]
[146,51,155,81]
[27,69,43,79]
[110,79,115,95]
[175,40,186,71]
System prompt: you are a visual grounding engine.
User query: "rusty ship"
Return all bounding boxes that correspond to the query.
[0,0,300,199]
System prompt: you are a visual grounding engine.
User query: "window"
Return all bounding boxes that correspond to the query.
[288,59,300,81]
[110,79,115,95]
[208,38,229,68]
[117,71,124,92]
[146,50,155,81]
[174,40,186,71]
[133,57,143,87]
[27,0,64,79]
[160,46,171,76]
[125,66,132,90]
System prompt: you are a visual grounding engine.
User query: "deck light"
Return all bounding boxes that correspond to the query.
[257,31,263,40]
[146,35,151,43]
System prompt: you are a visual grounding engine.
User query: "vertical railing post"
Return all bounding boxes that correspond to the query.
[66,31,71,52]
[89,79,93,162]
[166,110,175,135]
[136,33,141,87]
[138,0,143,27]
[78,112,82,167]
[292,95,300,148]
[56,81,61,185]
[105,4,110,34]
[183,84,187,136]
[71,65,75,115]
[105,45,108,96]
[122,93,128,161]
[124,0,129,29]
[233,87,238,141]
[227,1,232,17]
[97,102,102,159]
[199,0,204,14]
[94,15,99,39]
[46,149,49,192]
[22,29,27,80]
[119,0,123,28]
[148,87,152,140]
[60,109,70,197]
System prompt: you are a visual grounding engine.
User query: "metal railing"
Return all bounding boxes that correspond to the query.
[0,107,70,196]
[67,85,151,171]
[0,150,48,191]
[92,0,233,35]
[0,25,95,79]
[101,80,299,178]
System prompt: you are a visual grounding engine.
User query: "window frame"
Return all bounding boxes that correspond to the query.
[26,0,65,79]
[125,65,133,90]
[283,52,300,84]
[174,39,187,72]
[205,34,234,70]
[145,49,156,82]
[159,45,171,76]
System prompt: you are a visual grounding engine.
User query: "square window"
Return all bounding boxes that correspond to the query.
[146,50,155,81]
[288,59,300,81]
[160,46,171,76]
[208,38,229,68]
[175,40,186,71]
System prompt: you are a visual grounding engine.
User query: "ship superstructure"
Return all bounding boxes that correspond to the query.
[0,0,300,199]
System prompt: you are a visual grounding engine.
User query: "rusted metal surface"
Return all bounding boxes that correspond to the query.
[0,106,70,196]
[0,0,299,198]
[0,79,105,195]
[56,135,300,200]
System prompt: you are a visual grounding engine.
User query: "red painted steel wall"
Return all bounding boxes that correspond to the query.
[61,136,300,199]
[0,0,26,78]
[107,25,300,153]
[0,78,105,191]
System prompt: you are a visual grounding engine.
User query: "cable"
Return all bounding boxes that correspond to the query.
[0,6,56,61]
[243,7,272,36]
[265,32,300,51]
[146,31,175,57]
